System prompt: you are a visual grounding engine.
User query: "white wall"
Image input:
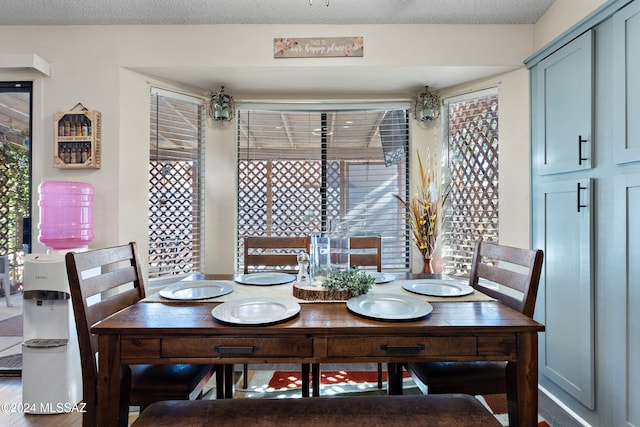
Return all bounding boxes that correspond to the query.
[0,22,560,274]
[534,0,608,49]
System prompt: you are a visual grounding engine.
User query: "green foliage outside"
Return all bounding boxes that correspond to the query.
[0,140,30,286]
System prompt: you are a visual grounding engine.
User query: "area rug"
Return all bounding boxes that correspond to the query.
[267,369,410,390]
[224,369,418,400]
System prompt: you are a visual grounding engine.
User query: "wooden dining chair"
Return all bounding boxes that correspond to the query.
[404,240,544,401]
[242,236,311,392]
[65,242,219,427]
[243,236,310,274]
[349,235,382,272]
[310,236,384,396]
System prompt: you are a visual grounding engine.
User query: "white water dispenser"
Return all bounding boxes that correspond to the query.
[22,180,94,414]
[22,253,82,413]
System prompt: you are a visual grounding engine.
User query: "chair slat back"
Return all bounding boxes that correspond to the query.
[244,236,310,274]
[470,240,543,317]
[349,236,382,272]
[65,242,145,425]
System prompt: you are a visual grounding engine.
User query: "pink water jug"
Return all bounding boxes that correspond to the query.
[38,180,94,250]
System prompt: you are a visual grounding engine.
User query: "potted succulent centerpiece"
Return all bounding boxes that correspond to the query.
[321,267,375,299]
[293,266,375,301]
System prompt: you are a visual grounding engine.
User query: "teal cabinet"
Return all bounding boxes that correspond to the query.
[532,31,593,175]
[532,179,594,409]
[529,0,640,423]
[531,30,596,409]
[614,0,640,164]
[613,174,640,426]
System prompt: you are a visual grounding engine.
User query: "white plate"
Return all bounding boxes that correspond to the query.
[402,279,474,297]
[234,272,296,286]
[211,297,301,326]
[347,293,433,321]
[159,280,234,300]
[368,272,395,284]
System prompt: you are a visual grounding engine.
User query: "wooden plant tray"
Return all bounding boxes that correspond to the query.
[293,283,352,301]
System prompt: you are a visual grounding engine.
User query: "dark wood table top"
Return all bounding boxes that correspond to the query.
[94,272,544,335]
[95,299,544,334]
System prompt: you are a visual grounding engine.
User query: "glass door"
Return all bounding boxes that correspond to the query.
[0,82,32,288]
[0,81,32,375]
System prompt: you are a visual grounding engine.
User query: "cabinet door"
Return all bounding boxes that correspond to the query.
[533,179,594,409]
[613,174,640,426]
[614,1,640,164]
[532,31,593,175]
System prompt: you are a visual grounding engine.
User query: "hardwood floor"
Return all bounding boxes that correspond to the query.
[0,365,584,427]
[0,377,81,427]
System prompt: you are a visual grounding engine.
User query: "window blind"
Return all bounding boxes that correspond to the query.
[149,88,205,278]
[237,107,410,271]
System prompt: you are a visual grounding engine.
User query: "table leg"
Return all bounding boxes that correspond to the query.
[97,335,122,427]
[215,365,225,399]
[387,363,404,395]
[311,363,320,397]
[301,364,310,397]
[224,364,234,398]
[508,331,539,427]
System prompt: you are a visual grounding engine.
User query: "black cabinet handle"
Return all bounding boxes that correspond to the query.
[214,346,259,354]
[577,182,587,212]
[380,344,425,354]
[578,135,588,165]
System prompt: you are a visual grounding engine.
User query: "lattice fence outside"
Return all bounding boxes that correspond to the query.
[441,94,499,278]
[148,161,201,277]
[237,159,343,270]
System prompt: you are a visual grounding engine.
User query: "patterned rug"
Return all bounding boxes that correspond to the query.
[267,369,410,391]
[225,370,553,426]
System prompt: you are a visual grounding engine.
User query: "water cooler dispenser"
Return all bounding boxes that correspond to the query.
[22,181,94,413]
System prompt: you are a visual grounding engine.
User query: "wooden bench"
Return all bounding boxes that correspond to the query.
[131,394,501,427]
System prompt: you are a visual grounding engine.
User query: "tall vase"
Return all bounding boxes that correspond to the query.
[422,257,434,274]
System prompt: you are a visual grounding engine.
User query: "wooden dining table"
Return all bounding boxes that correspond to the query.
[92,272,544,427]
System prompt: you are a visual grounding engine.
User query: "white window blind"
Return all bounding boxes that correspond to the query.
[149,88,205,278]
[237,107,410,271]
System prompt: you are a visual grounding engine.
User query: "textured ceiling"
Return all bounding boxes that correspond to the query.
[0,0,556,97]
[0,0,555,26]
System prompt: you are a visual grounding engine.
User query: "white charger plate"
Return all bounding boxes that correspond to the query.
[212,297,301,326]
[159,280,234,300]
[402,279,473,297]
[368,272,395,284]
[234,272,296,286]
[347,293,433,321]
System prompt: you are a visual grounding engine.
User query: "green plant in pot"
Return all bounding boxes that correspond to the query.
[322,267,375,297]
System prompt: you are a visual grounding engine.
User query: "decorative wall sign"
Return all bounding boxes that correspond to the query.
[274,37,364,58]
